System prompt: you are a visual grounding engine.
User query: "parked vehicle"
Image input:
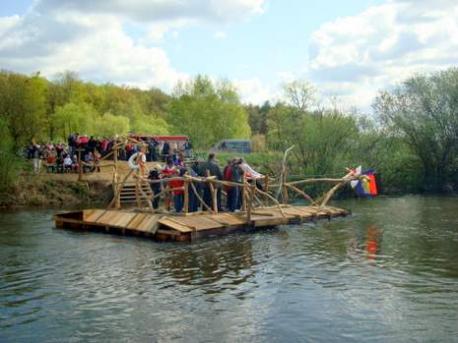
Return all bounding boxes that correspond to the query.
[210,139,251,154]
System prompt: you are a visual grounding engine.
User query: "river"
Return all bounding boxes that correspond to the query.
[1,196,457,342]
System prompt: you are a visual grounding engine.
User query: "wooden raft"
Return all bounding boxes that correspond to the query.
[54,205,350,242]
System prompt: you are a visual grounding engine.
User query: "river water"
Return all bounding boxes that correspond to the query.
[1,196,457,342]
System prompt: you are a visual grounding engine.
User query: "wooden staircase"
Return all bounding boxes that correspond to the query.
[119,181,152,207]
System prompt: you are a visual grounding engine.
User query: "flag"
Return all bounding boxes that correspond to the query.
[354,169,378,197]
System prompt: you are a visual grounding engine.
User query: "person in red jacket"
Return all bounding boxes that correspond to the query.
[169,167,186,212]
[161,157,178,211]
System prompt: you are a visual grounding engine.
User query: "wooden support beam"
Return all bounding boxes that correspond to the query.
[183,179,189,214]
[246,182,255,223]
[77,148,83,182]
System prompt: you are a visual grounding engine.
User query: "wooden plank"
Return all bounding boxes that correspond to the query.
[84,209,107,222]
[158,217,193,233]
[175,216,225,231]
[82,209,97,221]
[208,213,247,226]
[126,213,149,230]
[136,214,162,233]
[252,216,289,227]
[95,210,124,226]
[283,207,313,217]
[110,212,137,227]
[292,207,319,216]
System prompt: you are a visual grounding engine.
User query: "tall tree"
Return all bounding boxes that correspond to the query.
[168,75,250,148]
[373,68,458,192]
[0,71,48,147]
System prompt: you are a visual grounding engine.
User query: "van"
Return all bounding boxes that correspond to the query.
[210,139,251,154]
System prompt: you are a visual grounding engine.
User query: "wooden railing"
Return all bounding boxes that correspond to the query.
[99,139,366,218]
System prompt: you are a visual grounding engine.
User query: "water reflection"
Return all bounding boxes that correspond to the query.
[157,237,255,293]
[365,225,382,260]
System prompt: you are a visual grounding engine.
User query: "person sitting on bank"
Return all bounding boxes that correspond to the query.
[63,154,73,173]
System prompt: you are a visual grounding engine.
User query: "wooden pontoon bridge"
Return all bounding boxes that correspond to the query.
[55,140,360,242]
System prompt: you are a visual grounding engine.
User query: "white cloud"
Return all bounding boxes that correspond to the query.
[234,78,279,104]
[306,0,458,111]
[35,0,265,23]
[0,0,265,91]
[0,12,186,91]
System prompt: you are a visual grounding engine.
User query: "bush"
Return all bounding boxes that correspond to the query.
[0,118,22,192]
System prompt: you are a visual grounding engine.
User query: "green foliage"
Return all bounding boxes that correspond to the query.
[94,113,130,138]
[246,101,270,135]
[0,71,48,147]
[130,113,170,135]
[0,118,21,192]
[0,68,456,196]
[267,103,358,176]
[169,75,251,148]
[374,68,458,192]
[53,102,98,140]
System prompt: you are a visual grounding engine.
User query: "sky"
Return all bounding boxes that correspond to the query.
[1,0,457,111]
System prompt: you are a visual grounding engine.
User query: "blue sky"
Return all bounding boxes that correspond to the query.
[0,0,457,109]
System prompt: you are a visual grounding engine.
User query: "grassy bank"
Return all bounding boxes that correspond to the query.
[0,174,112,209]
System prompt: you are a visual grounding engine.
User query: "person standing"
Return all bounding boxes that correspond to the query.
[161,141,170,162]
[199,153,223,211]
[136,145,147,176]
[184,139,193,158]
[169,168,185,212]
[31,142,42,174]
[148,166,162,209]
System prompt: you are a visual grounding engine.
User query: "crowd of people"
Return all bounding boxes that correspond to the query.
[25,133,261,214]
[25,133,193,174]
[147,153,264,214]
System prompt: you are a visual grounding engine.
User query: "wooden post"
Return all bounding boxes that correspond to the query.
[135,173,141,208]
[206,170,217,213]
[242,174,247,212]
[320,181,344,208]
[282,169,289,204]
[247,183,255,223]
[76,148,84,181]
[209,181,217,214]
[183,178,189,214]
[113,145,121,209]
[264,175,270,193]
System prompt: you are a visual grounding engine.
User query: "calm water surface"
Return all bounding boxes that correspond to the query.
[1,196,458,342]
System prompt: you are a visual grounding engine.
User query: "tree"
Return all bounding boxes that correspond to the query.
[374,68,458,192]
[246,101,270,135]
[283,79,316,112]
[130,113,169,135]
[267,79,358,176]
[0,117,21,191]
[94,113,130,138]
[53,102,98,140]
[0,71,48,147]
[168,75,251,148]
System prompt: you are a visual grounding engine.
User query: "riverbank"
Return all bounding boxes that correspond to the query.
[0,174,112,209]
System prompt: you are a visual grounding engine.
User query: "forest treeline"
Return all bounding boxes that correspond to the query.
[0,68,457,194]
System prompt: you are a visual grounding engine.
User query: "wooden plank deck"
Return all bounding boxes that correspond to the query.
[55,205,350,242]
